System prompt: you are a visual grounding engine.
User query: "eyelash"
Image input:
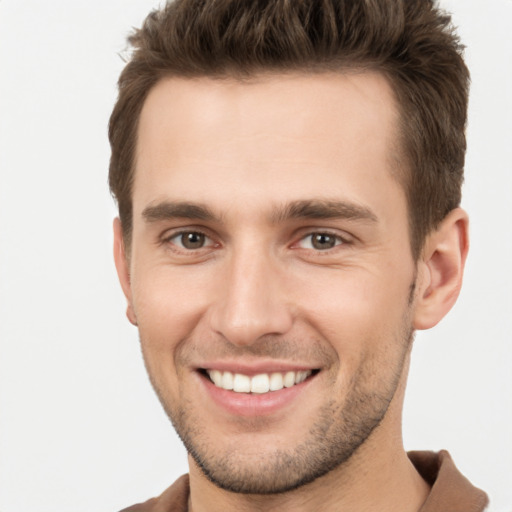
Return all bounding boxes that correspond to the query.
[161,228,351,254]
[294,231,348,251]
[162,229,216,251]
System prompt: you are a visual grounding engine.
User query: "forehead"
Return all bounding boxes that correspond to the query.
[133,71,403,221]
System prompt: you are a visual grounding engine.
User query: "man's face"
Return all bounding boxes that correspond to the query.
[122,72,418,493]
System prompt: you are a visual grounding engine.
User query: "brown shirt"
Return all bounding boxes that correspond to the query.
[119,450,489,512]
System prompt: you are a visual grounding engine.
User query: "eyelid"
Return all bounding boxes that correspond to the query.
[292,227,353,246]
[298,232,344,250]
[160,226,218,250]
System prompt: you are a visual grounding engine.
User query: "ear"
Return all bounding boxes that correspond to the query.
[413,208,469,330]
[113,218,138,326]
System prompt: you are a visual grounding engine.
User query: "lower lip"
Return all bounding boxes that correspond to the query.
[199,372,316,417]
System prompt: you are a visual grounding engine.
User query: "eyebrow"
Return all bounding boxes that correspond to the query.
[270,199,378,224]
[142,201,219,223]
[141,199,378,225]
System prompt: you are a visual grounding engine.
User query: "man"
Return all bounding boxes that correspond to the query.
[109,0,489,510]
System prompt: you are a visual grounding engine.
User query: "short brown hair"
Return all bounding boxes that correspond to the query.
[109,0,469,258]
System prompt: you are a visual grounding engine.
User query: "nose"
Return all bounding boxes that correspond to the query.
[209,246,293,347]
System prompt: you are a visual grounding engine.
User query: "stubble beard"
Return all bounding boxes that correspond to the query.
[146,322,414,495]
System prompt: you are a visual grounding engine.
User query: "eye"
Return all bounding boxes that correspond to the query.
[167,231,214,250]
[297,232,344,251]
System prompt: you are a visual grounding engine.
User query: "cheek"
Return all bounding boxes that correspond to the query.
[133,264,212,331]
[292,266,413,363]
[130,266,216,386]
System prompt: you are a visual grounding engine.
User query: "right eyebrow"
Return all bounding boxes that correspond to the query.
[141,201,219,223]
[270,199,378,224]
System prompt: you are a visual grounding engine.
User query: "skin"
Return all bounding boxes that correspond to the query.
[114,72,469,511]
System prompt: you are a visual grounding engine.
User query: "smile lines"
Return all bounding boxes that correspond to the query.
[206,369,313,394]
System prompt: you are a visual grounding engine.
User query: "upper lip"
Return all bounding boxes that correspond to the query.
[196,360,320,376]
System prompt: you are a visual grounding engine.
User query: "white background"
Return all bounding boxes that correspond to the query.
[0,0,511,511]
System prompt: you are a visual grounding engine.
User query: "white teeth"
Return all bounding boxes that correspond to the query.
[284,371,296,388]
[233,373,251,393]
[207,369,313,394]
[295,371,308,384]
[250,374,270,394]
[210,370,222,387]
[269,372,284,391]
[221,371,234,390]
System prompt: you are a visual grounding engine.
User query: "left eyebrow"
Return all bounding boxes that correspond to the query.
[141,201,220,223]
[270,199,378,224]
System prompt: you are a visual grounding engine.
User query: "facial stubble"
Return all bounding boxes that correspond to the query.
[142,311,415,495]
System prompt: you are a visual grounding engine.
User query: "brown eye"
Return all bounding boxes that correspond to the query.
[312,233,337,250]
[167,230,214,250]
[297,232,343,250]
[180,232,206,249]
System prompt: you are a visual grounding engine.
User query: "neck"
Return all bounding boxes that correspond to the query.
[188,451,429,512]
[188,354,430,512]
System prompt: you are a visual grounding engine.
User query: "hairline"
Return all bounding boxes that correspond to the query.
[121,66,421,260]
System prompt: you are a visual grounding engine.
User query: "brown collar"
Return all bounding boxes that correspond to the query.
[409,450,489,512]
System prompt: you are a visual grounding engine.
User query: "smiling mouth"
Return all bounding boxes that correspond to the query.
[203,369,318,394]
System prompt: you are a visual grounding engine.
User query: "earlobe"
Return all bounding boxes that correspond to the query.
[113,218,138,326]
[413,208,469,330]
